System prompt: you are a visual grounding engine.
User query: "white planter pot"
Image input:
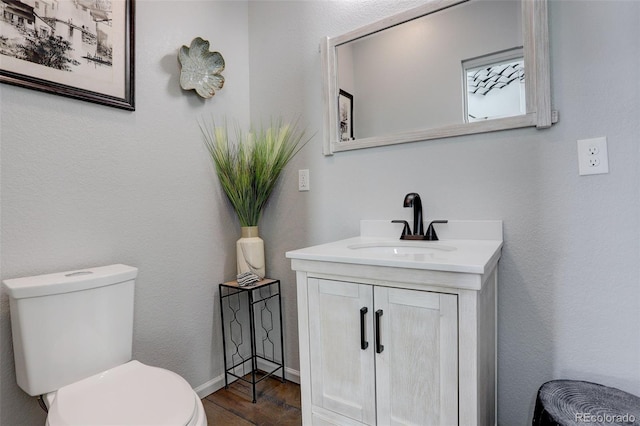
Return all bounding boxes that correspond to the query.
[236,226,265,278]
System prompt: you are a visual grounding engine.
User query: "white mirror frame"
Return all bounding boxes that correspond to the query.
[321,0,557,155]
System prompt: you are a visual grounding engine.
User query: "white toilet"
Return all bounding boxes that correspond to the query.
[3,264,208,426]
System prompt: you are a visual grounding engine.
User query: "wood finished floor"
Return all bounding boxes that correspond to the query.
[201,376,302,426]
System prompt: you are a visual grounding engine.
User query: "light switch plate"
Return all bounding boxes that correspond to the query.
[298,169,310,191]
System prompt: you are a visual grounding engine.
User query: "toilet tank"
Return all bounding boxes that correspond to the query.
[3,264,138,396]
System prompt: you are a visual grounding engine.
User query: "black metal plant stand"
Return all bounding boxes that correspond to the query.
[219,278,285,403]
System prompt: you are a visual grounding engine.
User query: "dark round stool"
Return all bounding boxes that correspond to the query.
[533,380,640,425]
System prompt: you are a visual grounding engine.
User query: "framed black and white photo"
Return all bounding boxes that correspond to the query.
[338,89,353,141]
[0,0,135,110]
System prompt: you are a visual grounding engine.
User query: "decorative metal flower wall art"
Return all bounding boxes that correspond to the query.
[178,37,225,98]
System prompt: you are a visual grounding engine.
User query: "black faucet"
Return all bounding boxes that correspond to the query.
[403,192,424,237]
[425,220,448,241]
[392,193,448,240]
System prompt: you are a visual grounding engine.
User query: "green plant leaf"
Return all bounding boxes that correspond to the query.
[200,117,309,227]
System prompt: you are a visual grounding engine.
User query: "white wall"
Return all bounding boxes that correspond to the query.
[249,1,640,425]
[1,1,250,424]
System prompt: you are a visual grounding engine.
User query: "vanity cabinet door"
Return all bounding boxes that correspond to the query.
[308,278,376,425]
[374,287,458,426]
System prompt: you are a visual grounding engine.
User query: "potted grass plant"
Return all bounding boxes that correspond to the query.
[201,118,308,279]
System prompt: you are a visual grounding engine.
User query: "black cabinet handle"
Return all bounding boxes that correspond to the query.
[360,307,369,350]
[375,309,384,353]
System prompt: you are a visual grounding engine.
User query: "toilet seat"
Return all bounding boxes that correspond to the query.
[45,360,205,426]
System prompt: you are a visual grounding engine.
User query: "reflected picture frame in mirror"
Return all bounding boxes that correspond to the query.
[338,89,354,141]
[321,0,557,155]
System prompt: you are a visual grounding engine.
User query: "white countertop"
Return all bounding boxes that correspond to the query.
[285,220,503,275]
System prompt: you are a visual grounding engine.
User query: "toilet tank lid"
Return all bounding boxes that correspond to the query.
[3,264,138,300]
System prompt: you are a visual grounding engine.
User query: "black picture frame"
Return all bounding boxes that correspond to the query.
[0,0,135,110]
[338,89,353,141]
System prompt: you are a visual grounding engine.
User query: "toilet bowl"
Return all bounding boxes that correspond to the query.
[3,264,209,426]
[44,361,207,426]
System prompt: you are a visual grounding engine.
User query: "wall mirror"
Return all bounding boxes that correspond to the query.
[321,0,556,155]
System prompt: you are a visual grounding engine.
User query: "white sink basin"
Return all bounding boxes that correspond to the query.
[347,241,456,255]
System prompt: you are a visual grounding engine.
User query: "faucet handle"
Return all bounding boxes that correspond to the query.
[425,220,448,241]
[391,220,411,239]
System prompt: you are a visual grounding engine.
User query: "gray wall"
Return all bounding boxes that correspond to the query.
[1,1,250,424]
[249,1,640,425]
[1,1,639,426]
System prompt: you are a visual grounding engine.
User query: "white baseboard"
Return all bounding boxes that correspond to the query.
[194,373,226,399]
[256,359,301,384]
[284,366,300,384]
[193,364,300,399]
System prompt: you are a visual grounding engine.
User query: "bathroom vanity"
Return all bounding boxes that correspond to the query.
[286,220,503,425]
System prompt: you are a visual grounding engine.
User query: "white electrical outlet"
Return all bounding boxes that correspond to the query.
[577,137,609,176]
[298,169,310,191]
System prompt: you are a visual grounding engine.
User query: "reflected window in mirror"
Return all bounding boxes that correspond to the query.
[463,47,525,123]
